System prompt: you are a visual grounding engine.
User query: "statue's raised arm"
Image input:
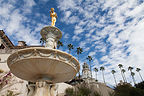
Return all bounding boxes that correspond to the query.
[50,8,57,26]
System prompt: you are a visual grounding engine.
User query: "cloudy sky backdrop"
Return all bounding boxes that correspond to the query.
[0,0,144,86]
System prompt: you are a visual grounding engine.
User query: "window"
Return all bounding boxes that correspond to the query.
[0,44,5,49]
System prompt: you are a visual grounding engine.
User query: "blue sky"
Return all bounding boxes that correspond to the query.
[0,0,144,86]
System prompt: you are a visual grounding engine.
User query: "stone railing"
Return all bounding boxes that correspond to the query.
[0,49,18,54]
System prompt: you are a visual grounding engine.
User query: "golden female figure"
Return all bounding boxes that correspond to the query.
[50,8,57,26]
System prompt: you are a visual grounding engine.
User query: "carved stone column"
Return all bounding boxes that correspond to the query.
[50,84,57,96]
[31,82,56,96]
[40,26,62,49]
[27,83,36,96]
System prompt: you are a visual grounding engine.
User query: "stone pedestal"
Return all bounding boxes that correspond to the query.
[40,26,62,49]
[34,82,55,96]
[27,82,56,96]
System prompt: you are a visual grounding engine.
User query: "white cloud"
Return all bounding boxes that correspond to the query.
[74,25,84,35]
[84,47,90,52]
[127,3,144,17]
[61,15,79,24]
[41,0,49,3]
[72,35,80,41]
[63,33,69,39]
[6,10,23,35]
[79,41,86,48]
[22,0,36,13]
[0,0,40,45]
[57,0,144,86]
[89,51,96,57]
[24,0,36,8]
[57,0,76,11]
[65,11,71,18]
[0,3,14,18]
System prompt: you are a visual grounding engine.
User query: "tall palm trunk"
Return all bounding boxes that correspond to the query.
[95,72,97,81]
[130,71,136,85]
[113,74,117,86]
[138,72,143,81]
[123,73,127,82]
[132,76,136,85]
[120,68,125,82]
[89,61,92,78]
[102,70,105,84]
[78,54,81,80]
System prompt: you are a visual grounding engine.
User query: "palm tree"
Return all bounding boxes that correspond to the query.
[128,66,133,72]
[136,68,143,81]
[128,66,135,84]
[40,37,46,46]
[121,69,127,82]
[94,67,98,81]
[86,56,93,78]
[100,66,105,84]
[131,72,136,85]
[76,47,83,79]
[76,47,83,61]
[67,44,74,54]
[111,70,117,86]
[57,40,63,49]
[118,64,125,82]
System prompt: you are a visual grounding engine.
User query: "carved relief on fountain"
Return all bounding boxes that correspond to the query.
[7,47,79,72]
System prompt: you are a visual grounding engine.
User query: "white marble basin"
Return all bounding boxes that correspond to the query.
[7,47,80,83]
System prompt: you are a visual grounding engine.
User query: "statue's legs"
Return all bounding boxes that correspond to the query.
[51,17,56,26]
[52,21,55,26]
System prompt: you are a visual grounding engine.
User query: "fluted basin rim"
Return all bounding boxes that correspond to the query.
[7,47,80,82]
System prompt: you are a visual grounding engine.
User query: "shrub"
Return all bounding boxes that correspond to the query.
[135,81,144,89]
[6,90,20,96]
[65,84,101,96]
[113,83,144,96]
[65,88,75,96]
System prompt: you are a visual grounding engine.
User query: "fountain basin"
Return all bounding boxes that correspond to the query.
[7,47,80,83]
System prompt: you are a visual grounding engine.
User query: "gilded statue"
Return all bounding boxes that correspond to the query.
[50,8,57,26]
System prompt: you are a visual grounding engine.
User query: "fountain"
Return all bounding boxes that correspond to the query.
[7,8,80,96]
